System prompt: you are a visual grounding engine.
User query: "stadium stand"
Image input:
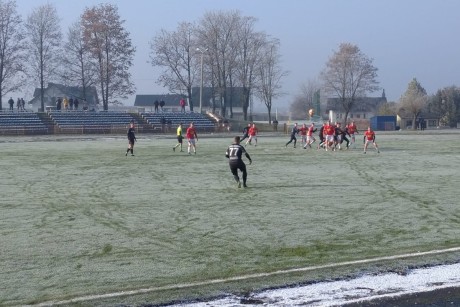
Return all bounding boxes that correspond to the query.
[49,111,139,134]
[141,112,216,130]
[0,111,49,135]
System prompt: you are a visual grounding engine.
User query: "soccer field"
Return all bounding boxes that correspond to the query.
[1,131,460,306]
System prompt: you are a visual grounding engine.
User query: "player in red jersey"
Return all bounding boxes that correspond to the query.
[323,121,336,151]
[363,127,380,154]
[347,121,359,148]
[298,123,308,147]
[303,123,317,149]
[245,123,258,146]
[186,122,198,155]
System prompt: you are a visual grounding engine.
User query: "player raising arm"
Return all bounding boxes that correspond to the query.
[226,136,252,188]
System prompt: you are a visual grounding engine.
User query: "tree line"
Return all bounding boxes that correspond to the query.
[0,1,135,112]
[150,10,287,123]
[289,43,460,129]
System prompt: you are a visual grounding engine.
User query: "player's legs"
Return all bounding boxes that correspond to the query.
[230,164,240,187]
[239,163,248,187]
[373,141,380,153]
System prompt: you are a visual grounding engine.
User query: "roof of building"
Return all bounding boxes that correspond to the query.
[30,82,99,105]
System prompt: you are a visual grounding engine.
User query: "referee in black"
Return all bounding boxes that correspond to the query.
[225,136,252,188]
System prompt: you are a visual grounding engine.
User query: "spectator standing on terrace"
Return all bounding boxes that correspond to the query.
[225,136,252,188]
[159,99,165,112]
[69,98,74,110]
[20,98,25,111]
[154,100,159,113]
[173,123,184,152]
[63,97,69,110]
[179,98,186,113]
[125,121,137,156]
[8,97,14,110]
[16,98,21,111]
[74,98,79,110]
[186,122,198,155]
[56,98,62,111]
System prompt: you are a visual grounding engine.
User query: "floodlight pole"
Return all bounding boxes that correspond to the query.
[196,47,206,114]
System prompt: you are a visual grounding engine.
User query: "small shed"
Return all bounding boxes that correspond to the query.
[370,115,396,131]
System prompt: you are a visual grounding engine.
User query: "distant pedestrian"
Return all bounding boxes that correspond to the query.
[179,98,186,113]
[8,97,14,111]
[159,100,165,112]
[154,100,159,113]
[69,98,74,110]
[56,98,62,111]
[125,121,137,156]
[16,98,20,111]
[20,98,25,111]
[225,136,252,188]
[74,98,79,110]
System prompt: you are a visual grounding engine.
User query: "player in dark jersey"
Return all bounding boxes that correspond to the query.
[126,121,136,156]
[285,123,299,148]
[240,123,251,143]
[225,136,252,188]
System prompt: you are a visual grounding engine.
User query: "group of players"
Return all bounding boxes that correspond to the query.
[285,120,379,154]
[125,119,379,189]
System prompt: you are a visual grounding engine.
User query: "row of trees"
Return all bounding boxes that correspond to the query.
[149,10,288,122]
[290,43,460,128]
[0,1,135,111]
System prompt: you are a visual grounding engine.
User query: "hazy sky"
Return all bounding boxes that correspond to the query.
[15,0,460,110]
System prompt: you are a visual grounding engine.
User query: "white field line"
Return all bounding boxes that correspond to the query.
[29,246,460,307]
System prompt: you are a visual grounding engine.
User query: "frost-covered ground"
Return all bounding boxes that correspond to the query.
[178,263,460,306]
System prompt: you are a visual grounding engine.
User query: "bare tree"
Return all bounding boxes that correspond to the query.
[81,3,135,110]
[399,78,428,130]
[25,3,62,111]
[234,16,266,120]
[149,22,198,111]
[321,43,379,124]
[290,79,321,119]
[431,86,460,127]
[0,0,27,110]
[254,39,288,124]
[197,10,241,117]
[59,21,96,101]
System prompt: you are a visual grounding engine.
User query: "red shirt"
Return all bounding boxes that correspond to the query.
[364,130,375,141]
[348,123,357,134]
[249,126,258,136]
[186,127,197,139]
[298,126,307,136]
[324,124,335,136]
[307,125,315,136]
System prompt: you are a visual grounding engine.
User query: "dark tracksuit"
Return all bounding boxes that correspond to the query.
[225,143,251,185]
[285,126,299,147]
